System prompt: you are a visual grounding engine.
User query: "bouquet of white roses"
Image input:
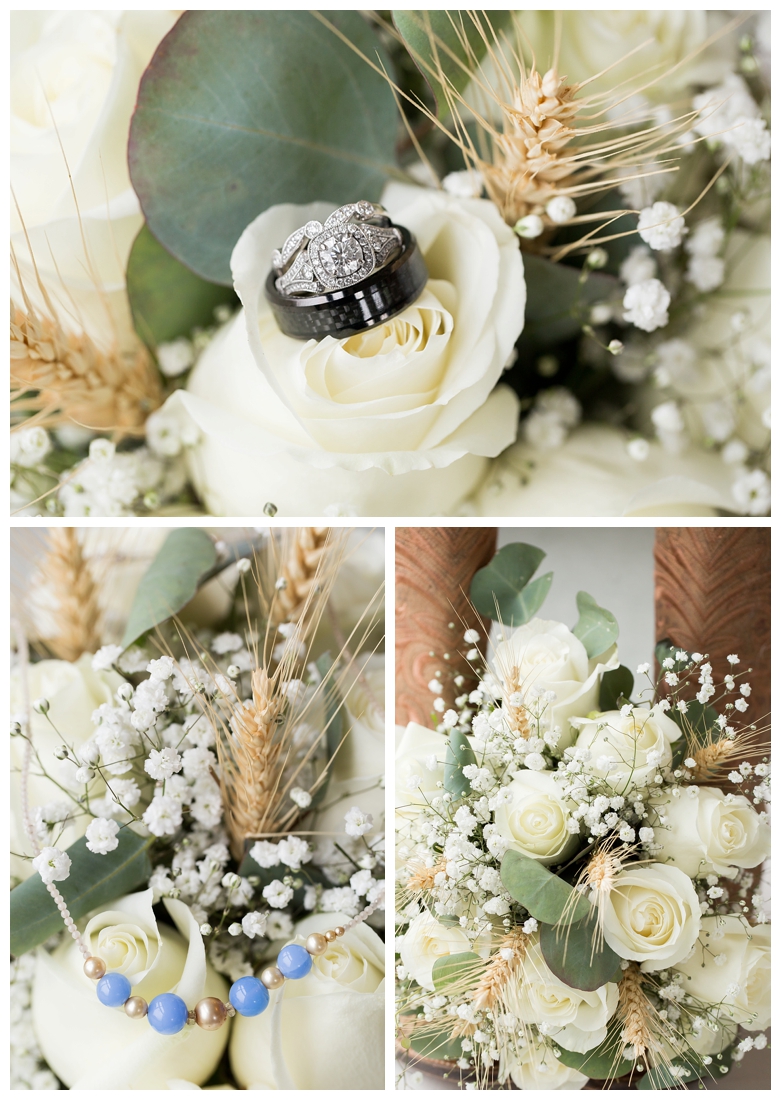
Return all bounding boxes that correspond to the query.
[11,526,385,1090]
[10,11,770,518]
[396,542,769,1089]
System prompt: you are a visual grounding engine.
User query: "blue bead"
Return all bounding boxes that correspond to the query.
[277,943,312,980]
[229,975,270,1017]
[147,992,189,1035]
[96,971,131,1008]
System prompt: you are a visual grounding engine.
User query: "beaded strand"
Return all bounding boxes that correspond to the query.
[82,889,383,1035]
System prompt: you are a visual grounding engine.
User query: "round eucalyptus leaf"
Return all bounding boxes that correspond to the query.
[129,11,399,284]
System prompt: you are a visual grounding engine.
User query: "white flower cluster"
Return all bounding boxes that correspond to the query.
[693,74,771,165]
[397,625,770,1088]
[11,954,59,1089]
[522,388,582,451]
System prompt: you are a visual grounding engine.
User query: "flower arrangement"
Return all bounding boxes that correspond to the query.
[9,10,770,518]
[395,541,770,1089]
[10,526,385,1090]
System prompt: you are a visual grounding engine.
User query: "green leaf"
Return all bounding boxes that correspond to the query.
[500,850,590,925]
[636,1047,715,1090]
[599,665,635,711]
[572,591,619,659]
[308,652,343,810]
[539,909,623,991]
[11,831,152,956]
[392,10,512,115]
[555,1024,635,1080]
[121,528,217,649]
[432,951,481,992]
[129,10,399,284]
[409,1024,465,1062]
[443,728,476,799]
[519,253,619,351]
[470,542,551,626]
[127,224,236,348]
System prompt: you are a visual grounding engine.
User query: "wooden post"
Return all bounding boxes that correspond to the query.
[654,527,770,720]
[395,527,497,726]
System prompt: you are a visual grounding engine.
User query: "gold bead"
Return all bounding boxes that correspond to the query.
[124,996,148,1019]
[194,997,227,1030]
[334,926,345,937]
[305,932,328,956]
[83,956,106,980]
[261,966,285,989]
[324,929,337,942]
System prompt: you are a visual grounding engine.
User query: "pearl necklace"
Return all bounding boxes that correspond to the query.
[80,892,384,1035]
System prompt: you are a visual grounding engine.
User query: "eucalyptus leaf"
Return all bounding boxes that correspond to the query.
[470,542,549,625]
[392,10,512,115]
[518,253,619,351]
[500,850,590,925]
[121,528,217,649]
[432,951,481,992]
[555,1024,635,1080]
[443,728,476,799]
[10,830,152,957]
[127,224,236,348]
[572,591,619,659]
[599,665,635,711]
[539,910,622,991]
[409,1025,465,1062]
[129,11,399,284]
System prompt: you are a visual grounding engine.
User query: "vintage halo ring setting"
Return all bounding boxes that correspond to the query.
[264,200,429,340]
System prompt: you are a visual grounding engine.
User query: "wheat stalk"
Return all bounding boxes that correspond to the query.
[617,963,657,1060]
[269,527,332,629]
[220,668,286,860]
[34,528,103,661]
[473,929,528,1011]
[503,665,532,737]
[690,737,742,780]
[10,301,163,435]
[407,860,447,892]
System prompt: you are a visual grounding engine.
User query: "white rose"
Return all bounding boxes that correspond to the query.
[473,423,737,517]
[493,617,619,748]
[675,916,770,1031]
[506,1036,588,1090]
[650,787,770,879]
[573,705,682,792]
[229,912,384,1089]
[171,182,524,516]
[32,890,229,1088]
[399,911,476,991]
[10,654,123,880]
[312,653,385,841]
[493,770,578,866]
[10,11,178,346]
[505,937,619,1054]
[514,11,730,99]
[395,722,449,817]
[601,863,701,971]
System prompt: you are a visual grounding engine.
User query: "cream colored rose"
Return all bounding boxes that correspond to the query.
[514,11,729,99]
[651,787,770,879]
[312,652,384,841]
[10,654,123,880]
[399,911,476,991]
[506,1036,588,1090]
[229,912,384,1089]
[505,937,619,1054]
[171,181,524,517]
[601,863,701,972]
[395,722,449,817]
[473,423,736,517]
[493,771,578,866]
[32,890,229,1088]
[675,916,770,1031]
[573,705,682,792]
[10,11,178,346]
[493,618,619,748]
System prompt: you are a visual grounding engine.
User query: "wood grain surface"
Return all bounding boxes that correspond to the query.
[395,527,497,725]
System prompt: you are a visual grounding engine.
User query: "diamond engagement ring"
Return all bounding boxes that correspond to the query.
[272,201,404,297]
[265,201,429,340]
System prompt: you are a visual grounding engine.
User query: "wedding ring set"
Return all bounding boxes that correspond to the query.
[264,201,428,339]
